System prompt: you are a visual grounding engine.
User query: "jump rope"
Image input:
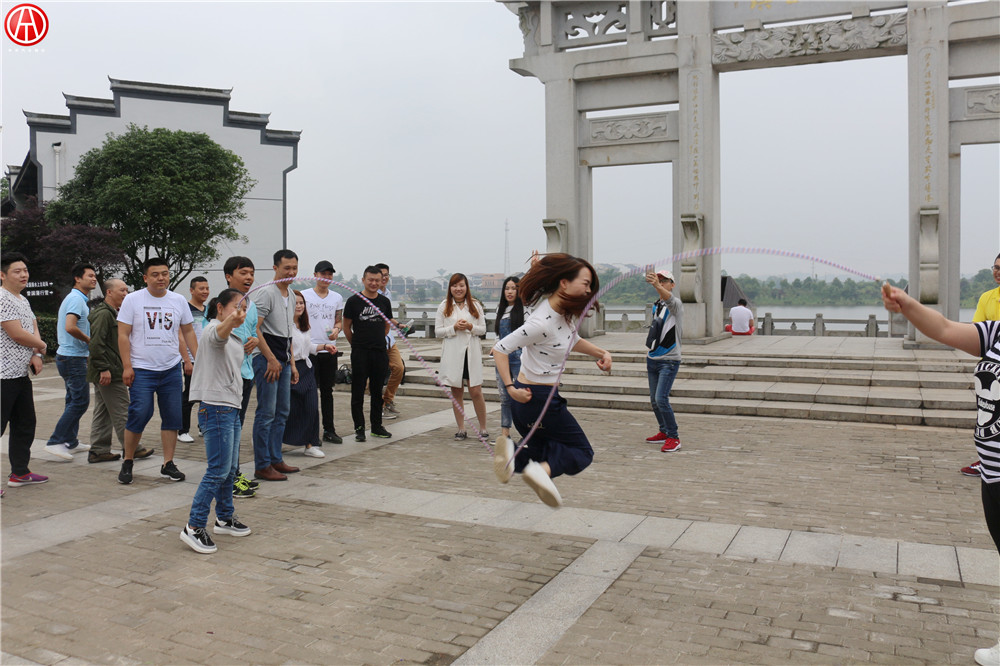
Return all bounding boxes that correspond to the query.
[240,247,888,472]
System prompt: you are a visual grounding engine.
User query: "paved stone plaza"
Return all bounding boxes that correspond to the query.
[2,344,998,665]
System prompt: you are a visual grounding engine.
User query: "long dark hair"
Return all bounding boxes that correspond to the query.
[292,289,309,332]
[442,273,481,319]
[495,275,525,335]
[518,253,599,319]
[207,288,243,320]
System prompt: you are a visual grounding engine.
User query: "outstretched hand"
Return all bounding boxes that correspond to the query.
[881,282,906,313]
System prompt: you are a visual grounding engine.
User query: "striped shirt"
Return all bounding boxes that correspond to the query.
[493,300,577,385]
[975,320,1000,484]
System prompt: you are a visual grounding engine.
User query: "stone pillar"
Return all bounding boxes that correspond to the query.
[907,1,953,340]
[675,0,722,338]
[542,77,599,336]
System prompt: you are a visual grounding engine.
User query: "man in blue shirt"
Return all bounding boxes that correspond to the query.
[45,262,98,460]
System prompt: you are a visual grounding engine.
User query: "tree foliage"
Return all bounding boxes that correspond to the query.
[0,197,126,299]
[45,124,255,289]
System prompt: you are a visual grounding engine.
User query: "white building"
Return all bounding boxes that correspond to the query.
[4,77,300,280]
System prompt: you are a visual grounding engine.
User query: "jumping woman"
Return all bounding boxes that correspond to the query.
[491,253,612,507]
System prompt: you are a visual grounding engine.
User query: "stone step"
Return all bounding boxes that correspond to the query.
[399,367,974,412]
[391,384,974,428]
[411,349,976,374]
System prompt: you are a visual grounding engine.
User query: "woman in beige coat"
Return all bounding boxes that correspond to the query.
[435,273,488,440]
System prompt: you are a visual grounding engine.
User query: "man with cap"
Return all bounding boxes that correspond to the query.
[302,260,344,444]
[643,269,683,453]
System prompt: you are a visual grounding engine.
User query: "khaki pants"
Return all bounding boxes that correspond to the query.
[91,381,129,454]
[383,345,404,404]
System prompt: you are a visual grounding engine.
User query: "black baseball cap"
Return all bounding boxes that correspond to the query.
[314,260,335,273]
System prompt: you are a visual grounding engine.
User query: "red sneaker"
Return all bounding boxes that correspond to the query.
[960,461,981,477]
[660,438,681,453]
[646,432,667,443]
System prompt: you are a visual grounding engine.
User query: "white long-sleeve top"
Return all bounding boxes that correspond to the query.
[492,299,578,384]
[291,326,314,368]
[435,299,487,387]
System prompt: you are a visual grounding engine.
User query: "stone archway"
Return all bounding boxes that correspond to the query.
[502,0,999,341]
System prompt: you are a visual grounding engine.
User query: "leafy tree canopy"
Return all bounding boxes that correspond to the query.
[45,124,255,289]
[1,197,126,294]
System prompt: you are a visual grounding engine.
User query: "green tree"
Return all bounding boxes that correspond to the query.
[45,124,255,289]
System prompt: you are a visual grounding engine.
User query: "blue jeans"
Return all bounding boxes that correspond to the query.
[188,404,240,528]
[47,355,90,447]
[125,364,183,433]
[647,357,680,439]
[495,355,521,430]
[251,354,290,469]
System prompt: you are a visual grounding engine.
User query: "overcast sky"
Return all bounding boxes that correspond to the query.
[2,1,997,282]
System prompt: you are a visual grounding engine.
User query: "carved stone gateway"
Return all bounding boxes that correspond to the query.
[501,0,999,342]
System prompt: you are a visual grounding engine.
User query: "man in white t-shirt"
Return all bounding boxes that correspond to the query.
[303,260,344,444]
[116,258,199,485]
[727,299,755,336]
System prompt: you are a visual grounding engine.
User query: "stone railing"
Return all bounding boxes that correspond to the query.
[396,303,896,338]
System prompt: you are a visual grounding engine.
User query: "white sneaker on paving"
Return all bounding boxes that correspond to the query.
[522,460,562,508]
[68,442,91,452]
[180,525,217,554]
[303,446,325,458]
[177,432,195,443]
[493,435,514,484]
[44,444,74,461]
[976,641,1000,666]
[213,517,251,537]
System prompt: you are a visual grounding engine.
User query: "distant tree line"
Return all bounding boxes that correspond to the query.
[591,267,996,308]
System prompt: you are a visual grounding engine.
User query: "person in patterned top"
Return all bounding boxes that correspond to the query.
[882,282,1000,666]
[1,252,49,488]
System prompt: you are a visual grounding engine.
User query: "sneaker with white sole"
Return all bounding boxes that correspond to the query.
[66,442,91,452]
[180,525,217,554]
[975,641,1000,666]
[44,444,74,461]
[493,435,514,484]
[303,446,325,458]
[177,432,195,443]
[7,472,49,487]
[160,460,185,482]
[213,517,252,537]
[522,460,562,507]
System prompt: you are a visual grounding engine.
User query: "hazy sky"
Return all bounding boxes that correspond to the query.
[2,1,997,282]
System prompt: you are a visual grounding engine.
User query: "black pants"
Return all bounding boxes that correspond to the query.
[350,348,387,431]
[511,381,594,479]
[239,377,253,426]
[180,371,199,434]
[2,376,37,476]
[311,352,338,434]
[982,480,1000,552]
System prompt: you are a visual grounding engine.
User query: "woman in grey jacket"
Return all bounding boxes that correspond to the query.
[180,289,250,555]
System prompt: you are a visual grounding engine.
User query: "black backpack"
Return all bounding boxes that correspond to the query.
[336,365,352,384]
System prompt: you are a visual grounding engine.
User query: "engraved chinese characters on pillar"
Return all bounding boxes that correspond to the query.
[688,71,701,214]
[920,46,937,206]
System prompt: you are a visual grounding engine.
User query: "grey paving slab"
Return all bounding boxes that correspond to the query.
[897,541,960,580]
[406,492,481,521]
[671,521,740,554]
[486,500,561,530]
[562,540,645,578]
[531,506,645,541]
[621,516,692,548]
[955,546,1000,586]
[447,496,525,524]
[725,525,790,560]
[452,612,576,666]
[780,531,843,567]
[836,535,898,574]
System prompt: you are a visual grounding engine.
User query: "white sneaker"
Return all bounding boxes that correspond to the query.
[44,444,74,461]
[303,446,325,458]
[493,435,514,484]
[68,442,91,452]
[177,432,195,443]
[522,460,562,507]
[382,410,398,420]
[976,641,1000,666]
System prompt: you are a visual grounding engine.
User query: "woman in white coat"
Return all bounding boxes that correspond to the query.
[435,273,489,440]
